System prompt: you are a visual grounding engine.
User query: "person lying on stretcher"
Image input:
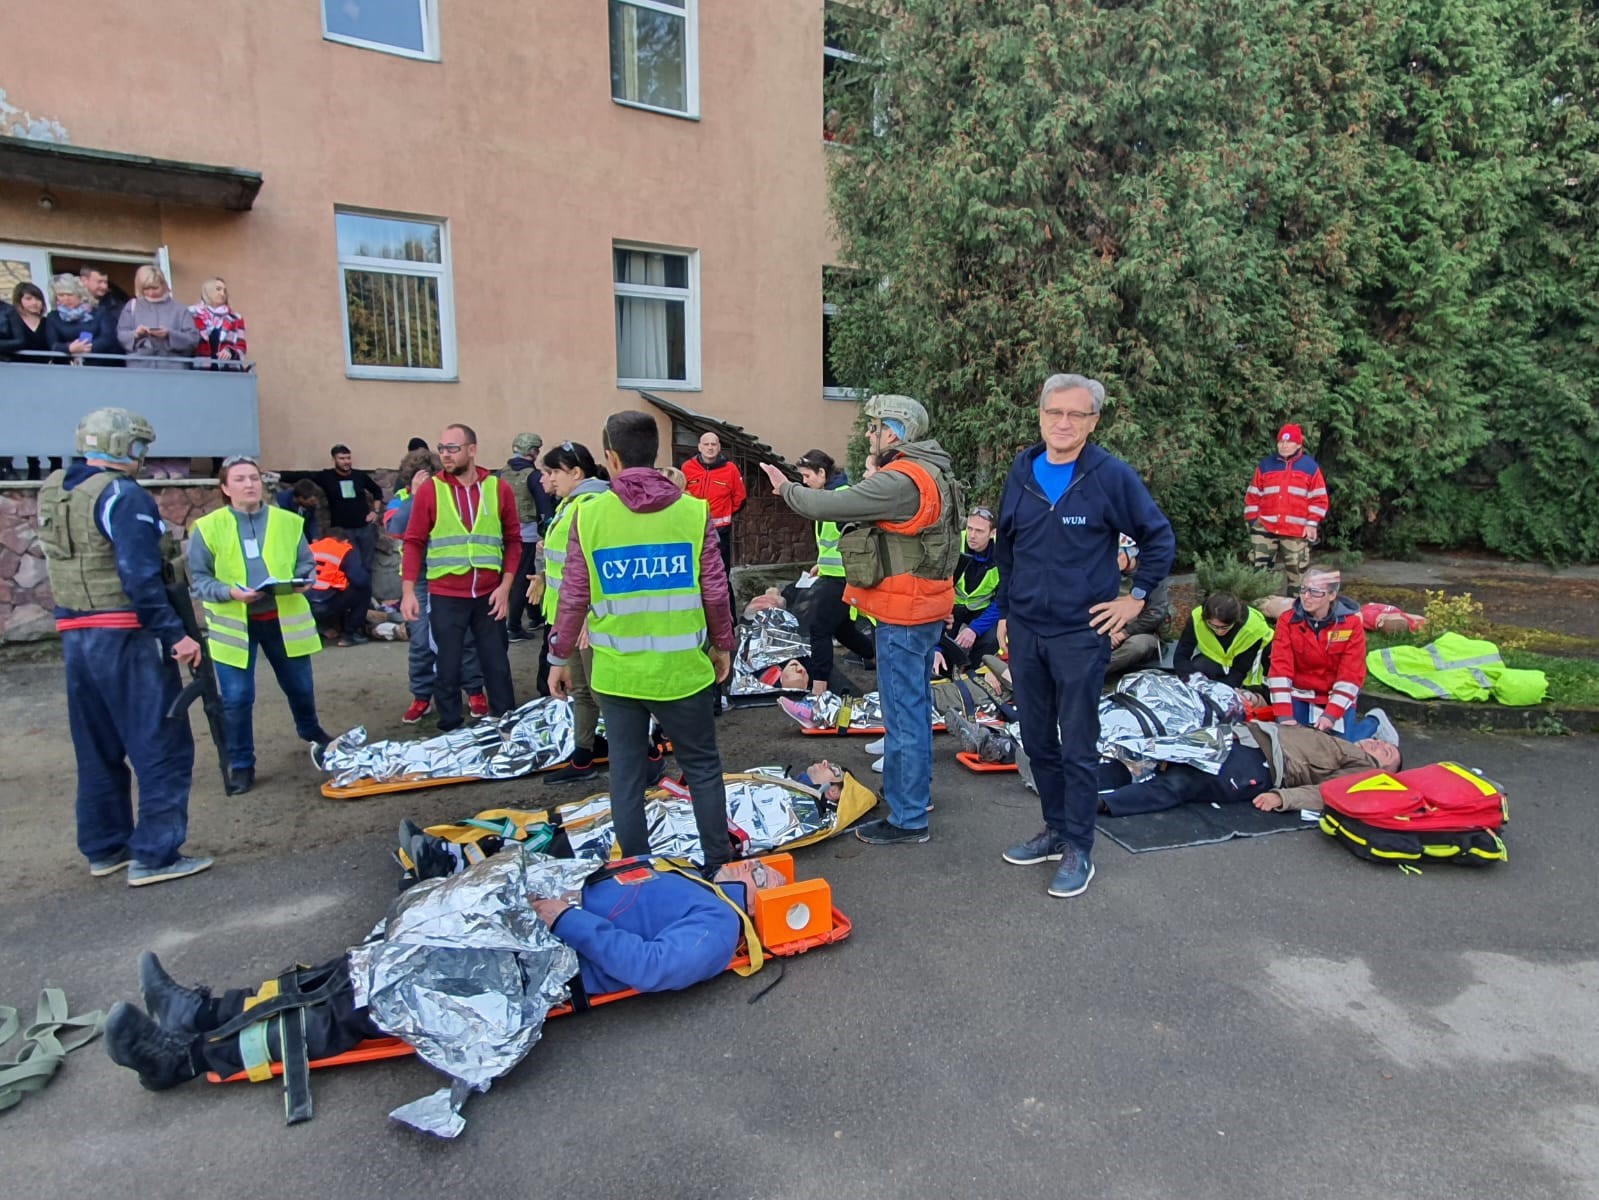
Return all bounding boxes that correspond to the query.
[102,858,789,1093]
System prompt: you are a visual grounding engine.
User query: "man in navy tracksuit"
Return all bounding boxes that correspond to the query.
[995,374,1176,898]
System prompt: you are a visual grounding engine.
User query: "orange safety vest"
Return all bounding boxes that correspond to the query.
[843,459,956,626]
[309,536,351,591]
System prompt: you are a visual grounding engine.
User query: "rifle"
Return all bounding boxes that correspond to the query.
[163,564,233,791]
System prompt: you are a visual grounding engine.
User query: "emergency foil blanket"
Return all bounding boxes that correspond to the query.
[730,608,811,696]
[1098,672,1247,778]
[556,772,835,864]
[320,697,576,786]
[789,691,941,731]
[347,849,592,1138]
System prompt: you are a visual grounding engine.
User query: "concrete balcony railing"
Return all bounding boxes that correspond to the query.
[0,357,260,459]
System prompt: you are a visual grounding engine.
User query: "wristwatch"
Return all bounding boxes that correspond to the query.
[1129,587,1148,602]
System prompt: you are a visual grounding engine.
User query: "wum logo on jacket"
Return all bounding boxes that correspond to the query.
[592,543,695,593]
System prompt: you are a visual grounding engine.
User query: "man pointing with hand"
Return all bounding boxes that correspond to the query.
[547,411,736,875]
[995,374,1175,899]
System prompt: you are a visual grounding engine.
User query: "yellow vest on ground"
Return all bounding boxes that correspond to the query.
[1190,605,1273,686]
[1366,632,1547,706]
[192,506,319,669]
[426,476,503,580]
[541,488,606,625]
[578,491,713,701]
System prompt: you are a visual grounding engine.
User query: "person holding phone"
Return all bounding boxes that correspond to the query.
[117,264,199,369]
[188,456,332,796]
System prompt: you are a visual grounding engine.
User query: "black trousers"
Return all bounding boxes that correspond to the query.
[596,684,732,871]
[196,958,379,1076]
[1099,740,1275,817]
[714,525,733,571]
[310,584,372,637]
[430,593,516,729]
[505,542,543,633]
[807,575,876,687]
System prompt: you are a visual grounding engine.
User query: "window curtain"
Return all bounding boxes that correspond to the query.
[616,251,669,380]
[616,3,640,102]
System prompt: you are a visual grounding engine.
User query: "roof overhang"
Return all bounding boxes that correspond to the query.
[638,390,795,475]
[0,136,262,211]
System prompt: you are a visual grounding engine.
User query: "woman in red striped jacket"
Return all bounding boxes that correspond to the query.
[187,277,248,370]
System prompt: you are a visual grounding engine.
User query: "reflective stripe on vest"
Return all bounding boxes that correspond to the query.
[952,531,999,612]
[579,491,714,701]
[541,489,605,625]
[815,485,847,578]
[426,476,503,578]
[309,538,350,591]
[1190,605,1273,685]
[193,506,319,668]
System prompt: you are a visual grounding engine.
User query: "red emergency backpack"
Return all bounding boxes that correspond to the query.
[1318,762,1508,870]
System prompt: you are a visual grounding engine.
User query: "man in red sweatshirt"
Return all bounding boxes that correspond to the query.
[681,431,746,571]
[548,411,737,873]
[400,423,520,731]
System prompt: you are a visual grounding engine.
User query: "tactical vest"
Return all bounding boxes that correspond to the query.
[1190,605,1273,686]
[37,469,135,612]
[952,532,1000,613]
[501,466,543,526]
[840,457,963,626]
[814,486,847,579]
[578,491,714,701]
[192,506,319,668]
[541,488,605,625]
[426,476,503,579]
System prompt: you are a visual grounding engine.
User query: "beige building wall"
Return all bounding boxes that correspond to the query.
[0,0,856,470]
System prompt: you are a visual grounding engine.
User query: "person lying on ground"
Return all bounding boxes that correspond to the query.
[103,857,789,1092]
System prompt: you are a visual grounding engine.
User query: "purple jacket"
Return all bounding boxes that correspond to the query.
[549,467,734,665]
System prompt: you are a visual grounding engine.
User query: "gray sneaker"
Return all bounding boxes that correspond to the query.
[1002,827,1068,866]
[128,855,214,888]
[1367,707,1399,748]
[89,848,132,877]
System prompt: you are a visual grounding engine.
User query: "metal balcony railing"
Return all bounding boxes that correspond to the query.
[0,354,260,458]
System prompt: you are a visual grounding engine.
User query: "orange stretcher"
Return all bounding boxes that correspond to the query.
[956,750,1017,773]
[205,853,850,1085]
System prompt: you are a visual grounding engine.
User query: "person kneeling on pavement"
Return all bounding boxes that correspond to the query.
[103,857,788,1094]
[307,532,373,647]
[1104,536,1171,681]
[1097,721,1400,818]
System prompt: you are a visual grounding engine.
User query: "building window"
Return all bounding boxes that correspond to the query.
[322,0,438,61]
[609,0,698,118]
[822,267,862,400]
[614,244,699,390]
[824,3,883,144]
[336,210,455,380]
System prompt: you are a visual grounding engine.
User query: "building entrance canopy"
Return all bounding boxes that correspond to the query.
[0,136,263,211]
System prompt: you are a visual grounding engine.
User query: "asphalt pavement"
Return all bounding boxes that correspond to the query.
[3,693,1597,1199]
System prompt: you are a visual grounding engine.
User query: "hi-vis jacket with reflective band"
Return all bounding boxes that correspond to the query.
[578,490,714,701]
[426,475,503,580]
[541,488,605,625]
[1268,597,1365,722]
[1365,632,1548,706]
[37,468,133,612]
[952,531,1000,613]
[1190,604,1273,686]
[814,487,847,578]
[309,537,351,591]
[1244,452,1328,534]
[844,459,961,626]
[191,506,320,668]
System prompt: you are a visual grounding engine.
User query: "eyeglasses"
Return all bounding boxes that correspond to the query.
[1300,586,1332,598]
[436,442,465,454]
[1044,409,1098,425]
[220,454,258,470]
[970,506,996,523]
[1205,619,1235,633]
[561,441,574,452]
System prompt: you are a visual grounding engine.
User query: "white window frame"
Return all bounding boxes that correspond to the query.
[335,208,457,382]
[609,0,700,120]
[321,0,439,62]
[613,241,700,392]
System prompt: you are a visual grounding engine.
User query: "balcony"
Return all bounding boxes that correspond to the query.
[0,358,260,459]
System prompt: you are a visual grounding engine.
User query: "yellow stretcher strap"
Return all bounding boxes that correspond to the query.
[650,858,766,978]
[238,980,281,1083]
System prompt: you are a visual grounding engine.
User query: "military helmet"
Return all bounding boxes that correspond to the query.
[512,432,544,456]
[863,394,929,442]
[76,407,155,461]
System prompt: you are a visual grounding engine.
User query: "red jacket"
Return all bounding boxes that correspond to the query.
[1244,451,1328,535]
[682,455,746,527]
[400,467,521,599]
[1268,598,1367,722]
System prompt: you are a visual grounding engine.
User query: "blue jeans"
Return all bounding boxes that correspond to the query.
[1010,622,1111,855]
[405,580,483,701]
[214,618,323,770]
[874,618,943,830]
[1290,699,1378,742]
[64,627,195,868]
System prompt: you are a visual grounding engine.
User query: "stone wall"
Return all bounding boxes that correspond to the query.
[0,481,225,643]
[733,495,815,568]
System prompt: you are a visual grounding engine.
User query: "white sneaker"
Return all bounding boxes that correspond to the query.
[1367,707,1399,748]
[864,737,885,755]
[871,756,884,774]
